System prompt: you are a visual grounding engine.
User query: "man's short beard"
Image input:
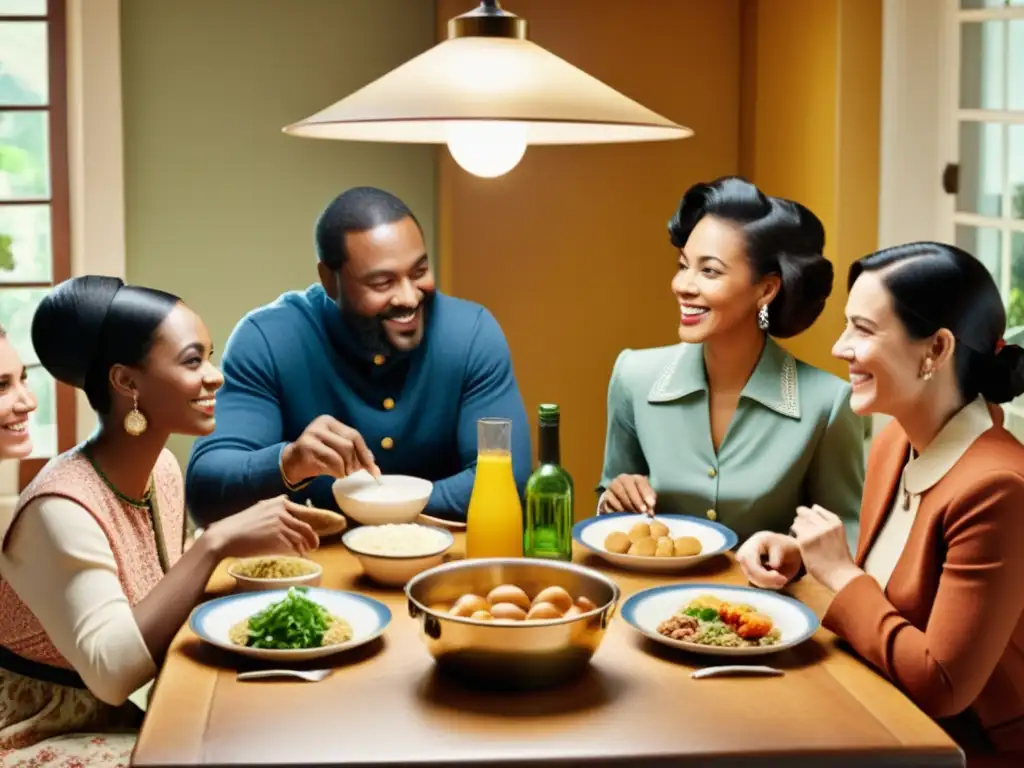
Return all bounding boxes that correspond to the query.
[342,305,393,355]
[333,272,431,356]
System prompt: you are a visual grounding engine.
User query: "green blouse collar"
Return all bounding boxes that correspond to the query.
[647,337,801,419]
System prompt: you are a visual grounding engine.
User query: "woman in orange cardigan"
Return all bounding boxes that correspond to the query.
[737,241,1024,762]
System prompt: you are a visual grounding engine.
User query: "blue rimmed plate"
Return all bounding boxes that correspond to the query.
[188,587,391,662]
[621,583,820,657]
[573,513,737,572]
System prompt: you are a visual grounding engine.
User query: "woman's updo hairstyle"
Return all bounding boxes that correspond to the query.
[31,276,181,414]
[667,176,834,338]
[850,242,1024,404]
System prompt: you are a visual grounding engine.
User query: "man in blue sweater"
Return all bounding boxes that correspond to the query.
[185,187,532,525]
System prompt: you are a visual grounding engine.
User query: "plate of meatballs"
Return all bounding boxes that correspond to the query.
[572,513,738,573]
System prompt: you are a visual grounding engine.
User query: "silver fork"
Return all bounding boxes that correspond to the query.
[236,668,332,682]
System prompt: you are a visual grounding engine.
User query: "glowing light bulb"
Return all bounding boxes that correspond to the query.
[446,121,528,178]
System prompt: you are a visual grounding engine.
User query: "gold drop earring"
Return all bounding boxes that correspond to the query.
[124,391,148,436]
[920,358,934,381]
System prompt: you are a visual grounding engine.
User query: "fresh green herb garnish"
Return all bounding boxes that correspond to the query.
[246,587,330,649]
[683,606,720,622]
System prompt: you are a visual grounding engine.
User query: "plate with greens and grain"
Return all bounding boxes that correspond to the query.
[188,586,391,661]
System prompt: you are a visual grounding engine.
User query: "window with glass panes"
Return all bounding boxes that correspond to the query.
[945,0,1024,429]
[0,0,74,490]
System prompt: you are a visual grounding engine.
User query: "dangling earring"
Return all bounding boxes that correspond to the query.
[920,358,934,381]
[757,304,769,331]
[124,391,148,436]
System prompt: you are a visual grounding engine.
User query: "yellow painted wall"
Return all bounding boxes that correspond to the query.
[436,0,743,514]
[835,0,884,357]
[437,0,882,511]
[741,0,882,377]
[121,0,437,467]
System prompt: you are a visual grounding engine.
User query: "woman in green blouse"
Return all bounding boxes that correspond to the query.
[597,176,865,544]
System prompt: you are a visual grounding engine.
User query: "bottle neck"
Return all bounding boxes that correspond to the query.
[538,422,560,466]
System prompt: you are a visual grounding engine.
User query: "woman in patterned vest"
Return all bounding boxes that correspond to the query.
[0,276,319,767]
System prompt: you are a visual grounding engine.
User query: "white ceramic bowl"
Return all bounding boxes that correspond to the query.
[572,513,738,573]
[342,523,455,587]
[621,583,820,657]
[189,587,391,662]
[227,556,323,592]
[332,470,434,526]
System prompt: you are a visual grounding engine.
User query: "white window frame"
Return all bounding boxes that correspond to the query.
[939,0,1024,294]
[940,0,1024,431]
[876,0,1024,441]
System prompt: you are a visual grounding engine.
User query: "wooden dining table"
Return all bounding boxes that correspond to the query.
[131,533,964,767]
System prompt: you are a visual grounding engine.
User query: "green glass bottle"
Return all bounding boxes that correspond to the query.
[524,404,574,560]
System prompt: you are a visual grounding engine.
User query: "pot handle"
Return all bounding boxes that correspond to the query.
[601,604,618,629]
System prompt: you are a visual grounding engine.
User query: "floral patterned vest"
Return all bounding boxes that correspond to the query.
[0,446,185,669]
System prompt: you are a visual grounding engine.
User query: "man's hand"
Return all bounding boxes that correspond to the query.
[280,415,381,486]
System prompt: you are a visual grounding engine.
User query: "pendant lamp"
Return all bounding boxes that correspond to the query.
[283,0,692,178]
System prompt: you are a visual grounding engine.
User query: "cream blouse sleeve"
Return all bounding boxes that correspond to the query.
[0,496,156,706]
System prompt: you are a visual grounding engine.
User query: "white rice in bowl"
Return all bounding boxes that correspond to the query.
[345,523,449,557]
[347,484,422,502]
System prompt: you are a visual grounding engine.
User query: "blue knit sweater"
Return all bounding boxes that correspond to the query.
[185,285,531,525]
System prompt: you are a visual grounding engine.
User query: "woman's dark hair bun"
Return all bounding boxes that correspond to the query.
[774,243,834,339]
[31,275,123,390]
[31,275,182,413]
[668,176,833,339]
[977,344,1024,404]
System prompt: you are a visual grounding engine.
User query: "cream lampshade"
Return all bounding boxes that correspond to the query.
[283,0,693,178]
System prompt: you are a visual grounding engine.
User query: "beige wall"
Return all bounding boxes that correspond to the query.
[120,0,437,466]
[436,0,743,517]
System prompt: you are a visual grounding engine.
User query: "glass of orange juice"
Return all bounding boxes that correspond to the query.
[466,417,523,559]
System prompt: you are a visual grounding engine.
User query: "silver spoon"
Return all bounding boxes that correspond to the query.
[236,668,332,682]
[691,665,784,679]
